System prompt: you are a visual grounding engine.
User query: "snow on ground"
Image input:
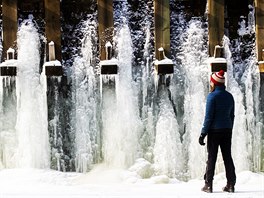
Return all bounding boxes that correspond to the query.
[0,165,263,198]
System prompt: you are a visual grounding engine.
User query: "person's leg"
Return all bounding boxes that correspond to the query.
[220,131,236,192]
[202,133,219,192]
[205,133,220,182]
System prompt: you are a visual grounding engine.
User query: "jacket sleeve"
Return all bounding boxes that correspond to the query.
[201,94,215,135]
[230,96,235,128]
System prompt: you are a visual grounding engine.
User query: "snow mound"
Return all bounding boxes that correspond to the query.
[128,158,154,179]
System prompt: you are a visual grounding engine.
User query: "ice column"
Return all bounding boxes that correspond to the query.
[180,19,209,179]
[102,24,142,168]
[16,21,50,168]
[72,25,99,172]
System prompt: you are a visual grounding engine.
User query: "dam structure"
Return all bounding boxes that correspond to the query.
[0,0,263,180]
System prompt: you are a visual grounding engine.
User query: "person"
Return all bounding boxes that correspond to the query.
[199,70,236,193]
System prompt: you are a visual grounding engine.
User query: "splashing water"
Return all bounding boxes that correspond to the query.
[221,6,261,172]
[72,23,100,172]
[153,87,183,178]
[223,37,252,172]
[179,19,209,179]
[102,24,142,169]
[139,24,156,162]
[15,21,50,168]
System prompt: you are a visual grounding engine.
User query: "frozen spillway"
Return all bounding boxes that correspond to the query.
[102,24,142,168]
[153,87,183,178]
[15,20,50,168]
[180,19,209,179]
[71,21,100,172]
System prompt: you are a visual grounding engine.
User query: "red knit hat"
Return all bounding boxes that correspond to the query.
[211,70,225,86]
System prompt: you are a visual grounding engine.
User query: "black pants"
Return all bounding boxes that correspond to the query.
[204,129,236,184]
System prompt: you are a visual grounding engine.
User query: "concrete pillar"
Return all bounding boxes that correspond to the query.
[45,0,61,61]
[260,67,264,172]
[2,0,17,61]
[154,0,170,59]
[255,0,264,171]
[98,0,114,60]
[208,0,224,57]
[255,0,264,63]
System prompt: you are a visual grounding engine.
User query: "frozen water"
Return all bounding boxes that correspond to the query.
[72,24,100,172]
[0,20,49,169]
[102,24,142,169]
[0,2,262,191]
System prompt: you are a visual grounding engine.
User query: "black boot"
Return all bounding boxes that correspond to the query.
[222,183,235,193]
[201,182,212,193]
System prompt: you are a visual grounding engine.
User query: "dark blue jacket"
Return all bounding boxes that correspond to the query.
[201,86,235,135]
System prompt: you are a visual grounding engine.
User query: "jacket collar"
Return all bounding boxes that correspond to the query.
[215,85,226,91]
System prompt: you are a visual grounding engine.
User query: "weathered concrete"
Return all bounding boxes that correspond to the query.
[154,0,170,59]
[255,0,264,171]
[256,0,264,64]
[260,71,264,171]
[98,0,114,60]
[45,0,61,61]
[208,0,224,57]
[2,0,17,61]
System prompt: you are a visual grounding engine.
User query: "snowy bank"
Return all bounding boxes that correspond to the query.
[0,168,263,198]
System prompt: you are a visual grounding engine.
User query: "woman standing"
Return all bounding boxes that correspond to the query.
[199,70,236,193]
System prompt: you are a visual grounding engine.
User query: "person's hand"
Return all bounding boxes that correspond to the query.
[199,134,206,146]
